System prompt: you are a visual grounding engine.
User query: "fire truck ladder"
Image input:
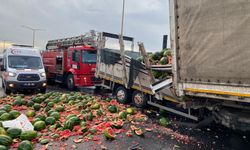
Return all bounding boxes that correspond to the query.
[46,31,97,50]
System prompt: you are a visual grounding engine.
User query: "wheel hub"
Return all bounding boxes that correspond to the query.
[117,90,125,101]
[134,93,144,105]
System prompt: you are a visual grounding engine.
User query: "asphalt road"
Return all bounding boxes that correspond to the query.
[46,85,250,150]
[0,81,249,150]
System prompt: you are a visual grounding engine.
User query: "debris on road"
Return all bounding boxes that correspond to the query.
[0,92,172,149]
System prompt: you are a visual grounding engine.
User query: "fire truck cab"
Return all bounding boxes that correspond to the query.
[42,32,99,90]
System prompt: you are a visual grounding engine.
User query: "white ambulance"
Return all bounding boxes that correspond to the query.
[1,46,47,94]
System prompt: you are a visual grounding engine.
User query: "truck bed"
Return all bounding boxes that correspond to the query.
[96,48,178,102]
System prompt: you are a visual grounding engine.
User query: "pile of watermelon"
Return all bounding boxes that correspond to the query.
[0,92,148,149]
[137,49,172,79]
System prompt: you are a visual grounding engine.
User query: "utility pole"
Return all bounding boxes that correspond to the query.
[121,0,125,37]
[21,25,44,47]
[119,0,128,88]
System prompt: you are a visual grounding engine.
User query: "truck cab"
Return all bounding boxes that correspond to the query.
[1,47,47,94]
[65,45,97,88]
[42,31,104,90]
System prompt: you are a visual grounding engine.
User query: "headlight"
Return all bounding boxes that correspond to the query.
[8,72,16,77]
[40,72,46,77]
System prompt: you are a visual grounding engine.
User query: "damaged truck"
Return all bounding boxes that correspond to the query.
[95,0,250,131]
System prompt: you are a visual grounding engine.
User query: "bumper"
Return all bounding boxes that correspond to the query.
[74,75,101,87]
[5,81,47,90]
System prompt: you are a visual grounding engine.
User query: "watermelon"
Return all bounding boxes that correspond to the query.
[9,110,20,119]
[7,128,22,138]
[90,103,100,109]
[0,113,11,121]
[45,117,56,125]
[0,145,7,150]
[151,52,162,60]
[44,106,51,112]
[163,49,172,57]
[63,120,74,131]
[126,108,134,115]
[18,140,33,150]
[68,117,80,126]
[89,127,97,134]
[47,102,54,107]
[80,121,87,127]
[97,109,103,116]
[119,111,127,120]
[20,131,37,141]
[39,138,49,145]
[51,134,60,139]
[2,105,11,112]
[84,112,94,121]
[0,128,6,135]
[33,104,41,111]
[47,110,55,116]
[160,57,168,65]
[34,121,46,131]
[53,98,61,103]
[35,115,46,121]
[134,128,144,136]
[55,106,65,112]
[108,105,118,113]
[20,100,27,106]
[159,117,170,127]
[103,127,115,140]
[66,114,77,120]
[50,112,60,120]
[0,135,12,146]
[27,101,34,107]
[13,100,22,106]
[32,97,43,103]
[81,126,88,133]
[0,111,6,117]
[111,120,124,129]
[32,118,41,125]
[26,110,35,117]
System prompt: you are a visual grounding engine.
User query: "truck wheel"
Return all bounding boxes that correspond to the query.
[66,74,75,90]
[132,90,148,108]
[2,79,4,88]
[115,86,130,104]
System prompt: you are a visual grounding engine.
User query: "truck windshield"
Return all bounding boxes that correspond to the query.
[8,56,43,69]
[82,51,96,64]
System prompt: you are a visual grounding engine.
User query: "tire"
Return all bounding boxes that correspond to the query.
[4,85,11,95]
[66,74,75,90]
[40,88,46,94]
[2,79,4,88]
[132,90,148,108]
[115,86,130,104]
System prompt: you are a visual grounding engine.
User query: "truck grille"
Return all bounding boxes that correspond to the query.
[17,74,40,81]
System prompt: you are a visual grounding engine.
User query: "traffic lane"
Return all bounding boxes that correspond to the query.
[34,123,202,150]
[45,85,250,150]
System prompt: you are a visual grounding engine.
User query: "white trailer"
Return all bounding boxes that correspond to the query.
[170,0,250,131]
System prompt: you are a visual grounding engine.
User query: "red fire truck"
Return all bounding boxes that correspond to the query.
[42,32,99,90]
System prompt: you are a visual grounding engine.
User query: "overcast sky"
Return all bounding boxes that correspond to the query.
[0,0,170,51]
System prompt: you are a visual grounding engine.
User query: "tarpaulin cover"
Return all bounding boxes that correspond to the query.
[176,0,250,85]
